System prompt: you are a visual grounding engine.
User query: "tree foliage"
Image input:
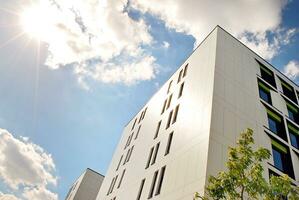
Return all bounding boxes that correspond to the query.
[194,128,299,200]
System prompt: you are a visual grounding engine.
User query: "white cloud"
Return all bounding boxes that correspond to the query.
[0,193,20,200]
[162,41,170,49]
[23,186,57,200]
[20,0,157,87]
[131,0,296,60]
[0,128,57,200]
[283,60,299,80]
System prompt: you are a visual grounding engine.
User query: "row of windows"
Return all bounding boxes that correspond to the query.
[109,63,188,198]
[257,77,298,179]
[136,166,166,200]
[258,79,299,127]
[107,169,126,195]
[167,63,188,94]
[258,60,299,104]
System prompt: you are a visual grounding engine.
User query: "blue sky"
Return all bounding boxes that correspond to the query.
[0,0,299,199]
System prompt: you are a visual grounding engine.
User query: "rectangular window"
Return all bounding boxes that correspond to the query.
[183,64,188,77]
[138,112,143,123]
[117,169,126,188]
[280,79,297,103]
[258,61,276,87]
[110,175,118,193]
[151,142,160,165]
[123,149,130,165]
[116,155,123,171]
[178,82,184,98]
[286,101,299,124]
[148,170,158,199]
[142,107,147,120]
[266,108,287,141]
[107,177,115,195]
[166,110,173,129]
[271,139,294,178]
[161,99,167,114]
[135,125,142,140]
[154,121,162,139]
[131,118,137,130]
[177,69,183,83]
[288,123,299,149]
[258,81,272,104]
[155,166,166,196]
[165,132,174,155]
[172,105,180,124]
[166,94,173,109]
[126,146,134,163]
[127,134,133,147]
[136,179,145,200]
[167,80,173,94]
[146,147,154,169]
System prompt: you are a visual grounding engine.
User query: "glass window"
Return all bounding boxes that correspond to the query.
[268,117,278,134]
[266,108,287,140]
[136,179,145,200]
[258,61,276,87]
[258,81,271,104]
[272,148,283,171]
[286,101,299,124]
[155,166,166,196]
[281,79,297,103]
[288,123,299,149]
[271,139,294,178]
[148,171,158,199]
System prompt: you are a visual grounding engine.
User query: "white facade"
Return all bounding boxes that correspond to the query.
[97,26,299,200]
[66,168,104,200]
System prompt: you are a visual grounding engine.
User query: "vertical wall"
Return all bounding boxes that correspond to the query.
[97,28,219,200]
[207,27,299,187]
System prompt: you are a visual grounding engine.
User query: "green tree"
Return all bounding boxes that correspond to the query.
[194,128,299,200]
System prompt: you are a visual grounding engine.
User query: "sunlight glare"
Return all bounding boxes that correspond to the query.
[20,4,54,41]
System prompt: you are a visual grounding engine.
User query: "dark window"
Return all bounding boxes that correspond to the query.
[286,101,299,124]
[136,179,145,200]
[123,149,130,165]
[258,81,272,104]
[135,125,142,140]
[166,110,173,129]
[154,121,162,139]
[178,82,184,98]
[148,170,158,199]
[161,99,167,114]
[151,142,160,165]
[281,79,297,103]
[167,80,173,94]
[288,123,299,149]
[126,146,134,162]
[266,108,287,141]
[155,166,166,196]
[116,155,123,171]
[172,105,180,124]
[165,132,174,155]
[146,147,154,169]
[258,62,276,88]
[177,69,183,83]
[117,169,126,188]
[271,139,294,178]
[166,94,173,109]
[110,175,118,193]
[142,107,147,120]
[107,177,115,195]
[183,64,188,77]
[131,118,137,130]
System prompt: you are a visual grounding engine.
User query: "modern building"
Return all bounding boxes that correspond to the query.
[65,168,104,200]
[96,26,299,200]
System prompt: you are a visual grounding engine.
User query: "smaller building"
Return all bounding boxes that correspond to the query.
[65,168,104,200]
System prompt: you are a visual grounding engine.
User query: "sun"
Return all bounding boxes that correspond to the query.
[20,4,54,40]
